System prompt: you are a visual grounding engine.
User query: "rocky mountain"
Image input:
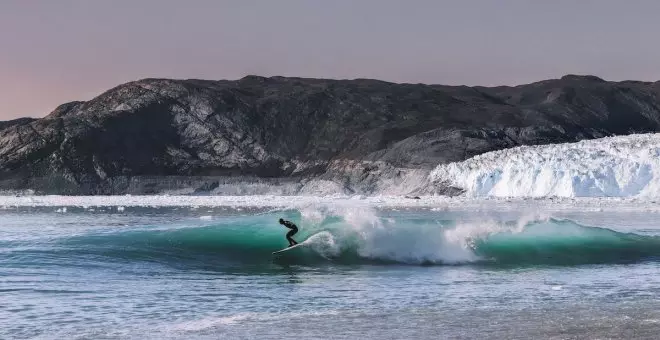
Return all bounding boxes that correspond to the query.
[1,75,660,195]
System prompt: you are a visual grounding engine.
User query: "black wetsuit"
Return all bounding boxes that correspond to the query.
[281,220,298,247]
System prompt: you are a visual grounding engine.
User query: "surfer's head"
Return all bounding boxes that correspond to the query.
[279,218,284,224]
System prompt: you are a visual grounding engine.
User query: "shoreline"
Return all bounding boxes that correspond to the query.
[1,195,659,212]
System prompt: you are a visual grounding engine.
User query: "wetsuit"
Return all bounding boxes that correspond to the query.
[280,220,299,247]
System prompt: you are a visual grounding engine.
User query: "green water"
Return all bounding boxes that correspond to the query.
[2,206,660,339]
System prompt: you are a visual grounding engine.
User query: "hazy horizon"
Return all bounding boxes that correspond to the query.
[3,0,660,119]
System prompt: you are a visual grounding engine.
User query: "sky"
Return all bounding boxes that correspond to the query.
[2,0,660,119]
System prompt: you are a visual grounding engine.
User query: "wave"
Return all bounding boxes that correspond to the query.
[9,206,660,267]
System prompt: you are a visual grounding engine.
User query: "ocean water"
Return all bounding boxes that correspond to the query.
[2,203,660,339]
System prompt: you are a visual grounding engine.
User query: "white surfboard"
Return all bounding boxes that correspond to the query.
[272,243,304,254]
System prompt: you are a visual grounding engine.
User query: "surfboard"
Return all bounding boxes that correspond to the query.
[272,243,304,254]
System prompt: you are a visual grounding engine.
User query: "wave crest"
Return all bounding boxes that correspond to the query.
[40,206,660,266]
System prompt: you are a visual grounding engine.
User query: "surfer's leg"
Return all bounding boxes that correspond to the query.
[286,229,298,246]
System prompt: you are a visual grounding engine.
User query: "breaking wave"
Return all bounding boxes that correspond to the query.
[8,206,660,267]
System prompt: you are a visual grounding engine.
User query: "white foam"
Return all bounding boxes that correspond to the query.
[430,133,660,198]
[170,314,250,331]
[351,219,481,264]
[168,310,342,332]
[303,231,340,258]
[304,205,506,264]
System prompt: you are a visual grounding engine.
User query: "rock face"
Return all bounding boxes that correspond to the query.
[1,75,660,194]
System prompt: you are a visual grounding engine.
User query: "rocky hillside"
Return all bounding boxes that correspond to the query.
[1,75,660,194]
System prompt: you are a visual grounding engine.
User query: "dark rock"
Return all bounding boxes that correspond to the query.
[1,74,660,195]
[0,117,35,131]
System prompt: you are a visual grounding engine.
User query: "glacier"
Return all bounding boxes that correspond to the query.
[429,133,660,198]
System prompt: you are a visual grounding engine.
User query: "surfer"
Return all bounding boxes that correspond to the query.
[279,218,299,247]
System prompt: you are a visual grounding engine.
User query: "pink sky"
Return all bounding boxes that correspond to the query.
[2,0,660,119]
